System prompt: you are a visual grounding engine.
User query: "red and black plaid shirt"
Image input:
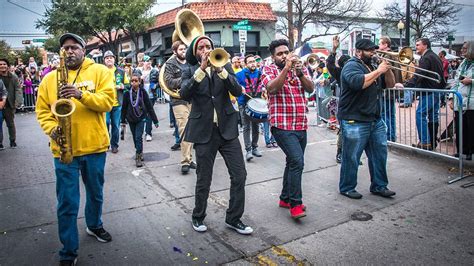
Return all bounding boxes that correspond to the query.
[261,63,310,131]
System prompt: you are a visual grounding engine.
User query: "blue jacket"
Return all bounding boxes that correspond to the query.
[236,68,262,106]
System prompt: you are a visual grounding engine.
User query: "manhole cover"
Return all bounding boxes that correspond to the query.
[141,152,170,162]
[351,211,373,221]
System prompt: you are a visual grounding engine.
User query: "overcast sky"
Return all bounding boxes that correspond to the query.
[151,0,473,38]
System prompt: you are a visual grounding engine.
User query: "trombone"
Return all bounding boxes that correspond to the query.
[375,47,442,84]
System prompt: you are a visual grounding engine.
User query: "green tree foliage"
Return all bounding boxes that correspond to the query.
[0,40,17,65]
[37,0,155,59]
[44,36,61,53]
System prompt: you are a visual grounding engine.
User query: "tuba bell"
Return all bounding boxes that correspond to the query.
[160,8,205,99]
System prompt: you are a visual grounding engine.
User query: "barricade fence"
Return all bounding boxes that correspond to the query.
[382,87,468,183]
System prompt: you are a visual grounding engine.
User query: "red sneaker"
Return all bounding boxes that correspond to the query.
[290,205,306,219]
[279,200,306,210]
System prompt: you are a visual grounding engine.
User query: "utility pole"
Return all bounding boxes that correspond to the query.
[287,0,294,50]
[405,0,410,47]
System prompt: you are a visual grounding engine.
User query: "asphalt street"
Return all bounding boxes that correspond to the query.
[0,103,473,265]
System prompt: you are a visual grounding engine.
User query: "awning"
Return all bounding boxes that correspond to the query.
[144,45,161,57]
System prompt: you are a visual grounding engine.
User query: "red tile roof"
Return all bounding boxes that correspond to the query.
[154,2,277,29]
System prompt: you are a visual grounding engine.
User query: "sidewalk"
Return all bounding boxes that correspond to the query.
[0,106,473,265]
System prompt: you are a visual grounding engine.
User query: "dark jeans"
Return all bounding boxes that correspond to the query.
[145,97,157,136]
[54,152,106,261]
[0,106,15,144]
[192,125,247,224]
[129,119,146,154]
[170,104,180,144]
[106,105,121,149]
[416,93,440,144]
[454,110,474,155]
[271,127,307,207]
[381,98,396,142]
[339,119,389,193]
[239,105,259,151]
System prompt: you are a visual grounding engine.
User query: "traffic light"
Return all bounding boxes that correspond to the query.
[22,40,31,45]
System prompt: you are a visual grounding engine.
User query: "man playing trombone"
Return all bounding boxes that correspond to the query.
[338,39,396,199]
[180,36,253,235]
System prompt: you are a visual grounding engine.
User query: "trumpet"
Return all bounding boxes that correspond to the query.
[208,48,229,68]
[375,47,441,83]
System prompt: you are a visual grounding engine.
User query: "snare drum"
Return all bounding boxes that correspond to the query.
[245,98,268,122]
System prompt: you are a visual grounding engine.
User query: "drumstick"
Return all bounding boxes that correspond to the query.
[243,92,254,99]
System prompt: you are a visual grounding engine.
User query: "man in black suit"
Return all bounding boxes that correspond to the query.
[180,36,253,235]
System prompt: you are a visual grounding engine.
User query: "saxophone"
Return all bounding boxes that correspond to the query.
[51,48,76,164]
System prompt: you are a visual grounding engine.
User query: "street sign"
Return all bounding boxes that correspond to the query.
[240,41,246,56]
[237,19,248,26]
[232,25,252,31]
[446,35,455,42]
[22,40,31,45]
[239,30,247,42]
[32,39,47,43]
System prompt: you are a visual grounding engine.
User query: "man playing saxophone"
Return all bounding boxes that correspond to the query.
[35,33,115,266]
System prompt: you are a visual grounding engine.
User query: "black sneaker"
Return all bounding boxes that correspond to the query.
[371,189,396,198]
[0,144,4,150]
[181,164,190,174]
[189,161,197,169]
[225,220,253,235]
[340,191,363,199]
[192,218,207,232]
[86,227,112,243]
[171,143,181,151]
[59,258,77,266]
[10,141,17,148]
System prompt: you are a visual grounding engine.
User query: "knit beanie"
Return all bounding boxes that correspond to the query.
[186,35,215,66]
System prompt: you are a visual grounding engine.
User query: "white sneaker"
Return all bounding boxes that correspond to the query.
[145,134,152,142]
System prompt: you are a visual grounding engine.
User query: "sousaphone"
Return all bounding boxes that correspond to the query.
[160,8,205,99]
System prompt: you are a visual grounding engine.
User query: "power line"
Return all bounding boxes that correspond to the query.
[6,0,44,16]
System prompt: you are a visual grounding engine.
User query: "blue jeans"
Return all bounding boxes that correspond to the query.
[263,121,275,144]
[106,106,121,149]
[145,97,157,136]
[416,93,440,144]
[169,104,180,144]
[54,152,106,261]
[381,98,396,142]
[0,109,3,145]
[271,127,307,207]
[129,119,145,154]
[339,119,389,193]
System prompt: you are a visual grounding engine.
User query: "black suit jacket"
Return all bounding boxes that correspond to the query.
[405,49,445,89]
[180,62,242,144]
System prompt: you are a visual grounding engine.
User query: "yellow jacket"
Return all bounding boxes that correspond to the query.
[36,58,114,158]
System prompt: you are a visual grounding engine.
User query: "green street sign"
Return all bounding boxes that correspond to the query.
[232,25,252,31]
[237,19,248,26]
[33,39,46,43]
[446,35,455,42]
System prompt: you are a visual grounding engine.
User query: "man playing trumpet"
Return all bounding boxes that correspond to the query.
[261,39,314,219]
[180,36,253,235]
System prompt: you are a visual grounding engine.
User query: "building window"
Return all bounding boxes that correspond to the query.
[143,33,151,49]
[205,31,221,47]
[165,37,172,49]
[233,31,259,47]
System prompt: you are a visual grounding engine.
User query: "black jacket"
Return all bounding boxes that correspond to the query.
[180,59,242,144]
[121,87,158,124]
[164,55,190,106]
[405,49,445,89]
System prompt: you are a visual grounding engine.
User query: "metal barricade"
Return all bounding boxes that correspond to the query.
[382,87,470,183]
[21,85,38,111]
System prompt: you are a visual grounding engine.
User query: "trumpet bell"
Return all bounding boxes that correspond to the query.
[175,9,204,46]
[209,48,229,68]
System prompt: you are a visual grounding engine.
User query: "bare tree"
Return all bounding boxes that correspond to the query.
[276,0,368,49]
[381,0,461,42]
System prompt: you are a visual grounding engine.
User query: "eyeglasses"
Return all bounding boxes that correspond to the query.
[131,79,140,82]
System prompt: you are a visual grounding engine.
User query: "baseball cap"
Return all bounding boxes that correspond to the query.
[104,50,115,58]
[59,33,86,48]
[355,39,379,50]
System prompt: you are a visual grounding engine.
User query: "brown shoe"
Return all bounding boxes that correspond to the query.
[412,142,432,150]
